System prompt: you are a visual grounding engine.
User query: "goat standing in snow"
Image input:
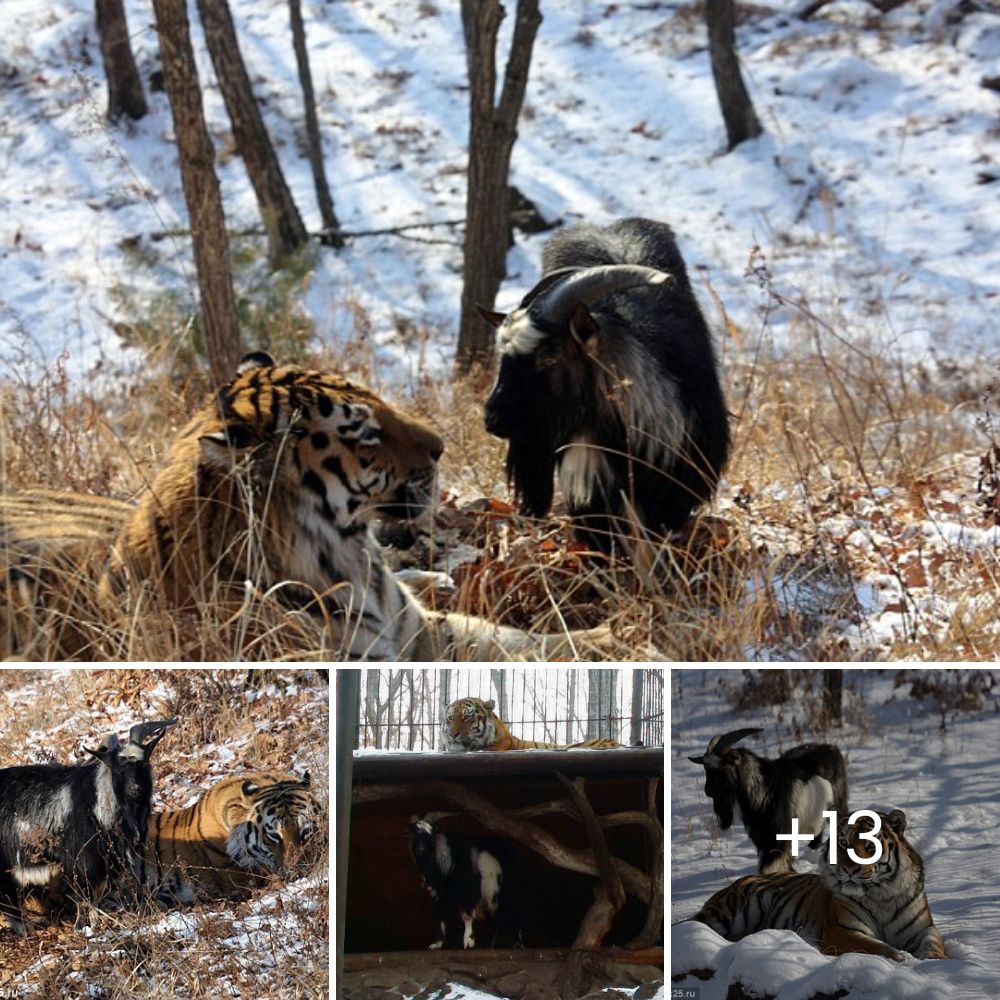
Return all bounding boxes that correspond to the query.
[689,728,849,873]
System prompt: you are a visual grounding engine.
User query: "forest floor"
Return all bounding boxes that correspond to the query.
[0,668,329,1000]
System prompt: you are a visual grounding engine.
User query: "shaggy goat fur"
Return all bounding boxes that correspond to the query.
[483,217,730,551]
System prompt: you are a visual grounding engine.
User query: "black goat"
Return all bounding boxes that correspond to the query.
[0,719,176,933]
[689,728,848,874]
[409,816,522,949]
[481,217,730,551]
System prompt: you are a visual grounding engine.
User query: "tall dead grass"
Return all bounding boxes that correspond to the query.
[2,266,999,660]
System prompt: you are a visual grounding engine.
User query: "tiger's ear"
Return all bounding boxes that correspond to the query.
[238,351,276,373]
[885,809,906,834]
[484,699,496,712]
[242,780,261,798]
[298,772,311,788]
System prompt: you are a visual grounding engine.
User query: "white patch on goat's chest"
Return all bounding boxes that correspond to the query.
[435,834,453,875]
[558,438,610,506]
[790,775,834,834]
[498,310,545,356]
[94,765,118,827]
[476,848,503,916]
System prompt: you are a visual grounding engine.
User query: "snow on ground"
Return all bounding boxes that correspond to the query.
[1,0,999,383]
[0,668,329,999]
[670,668,999,1000]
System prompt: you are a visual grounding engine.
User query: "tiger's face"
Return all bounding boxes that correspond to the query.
[820,808,912,900]
[191,352,444,528]
[228,774,322,874]
[443,697,497,752]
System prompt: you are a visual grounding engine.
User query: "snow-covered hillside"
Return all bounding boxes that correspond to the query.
[670,669,999,1000]
[2,0,998,383]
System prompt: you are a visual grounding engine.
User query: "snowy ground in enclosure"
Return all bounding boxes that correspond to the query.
[1,0,999,384]
[670,669,999,1000]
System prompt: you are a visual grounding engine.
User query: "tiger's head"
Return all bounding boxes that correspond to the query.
[819,808,922,901]
[196,352,443,524]
[443,697,499,752]
[227,773,322,874]
[115,352,444,598]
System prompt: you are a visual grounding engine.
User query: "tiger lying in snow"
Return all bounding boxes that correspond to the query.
[692,808,945,961]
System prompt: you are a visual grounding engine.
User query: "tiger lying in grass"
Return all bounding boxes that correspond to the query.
[443,697,621,751]
[0,353,609,661]
[145,771,321,903]
[692,808,945,961]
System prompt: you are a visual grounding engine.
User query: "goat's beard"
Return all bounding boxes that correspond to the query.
[506,427,557,518]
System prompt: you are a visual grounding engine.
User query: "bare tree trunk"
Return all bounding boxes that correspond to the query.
[706,0,763,151]
[196,0,308,267]
[586,669,617,741]
[823,669,843,726]
[152,0,242,384]
[456,0,542,375]
[95,0,148,122]
[288,0,343,248]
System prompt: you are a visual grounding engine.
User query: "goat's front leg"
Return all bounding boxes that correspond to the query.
[462,911,476,949]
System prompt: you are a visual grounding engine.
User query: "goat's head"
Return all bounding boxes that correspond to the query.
[688,728,762,830]
[480,265,671,517]
[84,719,176,854]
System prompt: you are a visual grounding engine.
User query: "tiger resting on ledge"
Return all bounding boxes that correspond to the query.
[0,353,609,660]
[691,808,945,961]
[443,697,621,751]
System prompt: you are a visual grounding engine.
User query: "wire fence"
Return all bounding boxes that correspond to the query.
[354,668,663,751]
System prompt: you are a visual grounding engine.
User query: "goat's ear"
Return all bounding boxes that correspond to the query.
[569,303,600,351]
[84,745,115,767]
[139,729,169,758]
[477,305,506,330]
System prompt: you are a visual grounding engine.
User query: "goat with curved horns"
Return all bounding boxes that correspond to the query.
[480,218,730,552]
[0,718,176,933]
[690,728,849,874]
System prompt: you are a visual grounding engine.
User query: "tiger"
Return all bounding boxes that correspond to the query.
[0,352,609,661]
[691,808,946,961]
[145,771,321,903]
[443,697,622,752]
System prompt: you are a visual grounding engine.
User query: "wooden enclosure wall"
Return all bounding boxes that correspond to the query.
[345,769,663,953]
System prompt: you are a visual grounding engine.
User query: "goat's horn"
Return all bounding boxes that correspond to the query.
[690,728,763,765]
[518,267,580,309]
[99,734,122,751]
[128,718,178,745]
[531,265,673,326]
[422,810,459,825]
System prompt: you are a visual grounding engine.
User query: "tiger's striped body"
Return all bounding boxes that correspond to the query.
[0,489,132,657]
[443,697,621,752]
[146,771,320,903]
[1,353,608,660]
[693,809,945,961]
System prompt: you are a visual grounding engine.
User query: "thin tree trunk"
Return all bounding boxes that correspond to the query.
[95,0,147,122]
[456,0,542,375]
[152,0,242,385]
[706,0,763,151]
[288,0,343,247]
[823,669,843,726]
[196,0,308,267]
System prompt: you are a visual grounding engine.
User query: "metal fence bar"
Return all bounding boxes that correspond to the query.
[354,668,664,750]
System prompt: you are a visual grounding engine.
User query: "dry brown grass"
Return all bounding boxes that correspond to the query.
[2,280,999,660]
[0,668,329,999]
